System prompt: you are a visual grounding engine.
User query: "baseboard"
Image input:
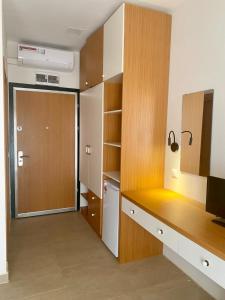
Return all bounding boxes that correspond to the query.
[0,272,9,284]
[163,246,225,300]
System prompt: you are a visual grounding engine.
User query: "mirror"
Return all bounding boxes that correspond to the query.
[180,90,214,176]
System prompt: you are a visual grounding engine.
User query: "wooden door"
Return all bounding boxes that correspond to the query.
[80,27,103,91]
[86,26,103,88]
[16,90,75,216]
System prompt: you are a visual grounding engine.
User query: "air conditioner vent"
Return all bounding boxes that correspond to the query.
[36,73,47,83]
[35,73,60,86]
[48,75,59,85]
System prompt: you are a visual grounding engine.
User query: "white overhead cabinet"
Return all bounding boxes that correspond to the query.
[103,4,124,80]
[80,83,103,198]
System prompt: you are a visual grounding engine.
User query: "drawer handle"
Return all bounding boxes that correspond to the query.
[202,259,210,267]
[91,213,95,217]
[157,229,164,235]
[130,209,135,215]
[92,196,95,200]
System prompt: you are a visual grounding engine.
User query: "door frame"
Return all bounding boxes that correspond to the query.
[9,83,80,218]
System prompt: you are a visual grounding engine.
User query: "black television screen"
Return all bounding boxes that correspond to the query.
[206,176,225,220]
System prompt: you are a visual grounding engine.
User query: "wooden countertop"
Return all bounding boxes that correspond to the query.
[122,189,225,261]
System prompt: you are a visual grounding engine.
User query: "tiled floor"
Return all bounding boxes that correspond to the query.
[0,212,214,299]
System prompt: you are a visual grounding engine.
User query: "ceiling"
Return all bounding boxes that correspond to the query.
[4,0,185,51]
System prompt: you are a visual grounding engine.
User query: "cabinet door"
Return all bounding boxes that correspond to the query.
[103,4,124,80]
[80,44,88,91]
[79,92,90,186]
[86,27,103,88]
[88,83,103,198]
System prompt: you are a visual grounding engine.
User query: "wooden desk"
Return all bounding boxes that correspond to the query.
[120,189,225,289]
[121,189,225,261]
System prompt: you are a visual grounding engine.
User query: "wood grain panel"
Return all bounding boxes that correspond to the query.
[200,93,213,176]
[86,26,103,88]
[103,145,121,172]
[121,4,171,192]
[181,92,205,175]
[16,91,75,214]
[80,45,87,91]
[104,114,122,143]
[122,188,225,261]
[87,191,102,236]
[119,211,163,263]
[104,82,123,111]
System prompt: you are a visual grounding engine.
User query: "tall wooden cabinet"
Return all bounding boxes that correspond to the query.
[80,27,103,91]
[79,3,171,259]
[102,4,172,263]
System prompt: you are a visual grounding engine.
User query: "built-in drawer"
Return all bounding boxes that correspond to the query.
[87,191,102,236]
[122,197,179,252]
[178,234,225,289]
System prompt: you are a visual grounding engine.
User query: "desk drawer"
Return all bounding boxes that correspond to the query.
[178,235,225,289]
[122,197,178,252]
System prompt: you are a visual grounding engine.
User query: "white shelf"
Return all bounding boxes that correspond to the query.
[104,109,122,114]
[104,142,121,148]
[103,171,120,183]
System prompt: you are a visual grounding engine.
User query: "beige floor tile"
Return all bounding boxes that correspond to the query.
[0,212,215,300]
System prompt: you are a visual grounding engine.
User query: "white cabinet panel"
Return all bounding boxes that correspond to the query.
[88,83,104,198]
[80,92,90,187]
[79,84,103,198]
[103,4,124,80]
[178,234,225,289]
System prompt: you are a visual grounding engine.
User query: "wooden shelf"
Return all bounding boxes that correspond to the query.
[104,110,122,114]
[81,193,89,201]
[103,171,120,183]
[104,142,121,148]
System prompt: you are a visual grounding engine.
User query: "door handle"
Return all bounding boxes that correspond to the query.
[18,151,30,167]
[85,145,91,155]
[87,145,91,155]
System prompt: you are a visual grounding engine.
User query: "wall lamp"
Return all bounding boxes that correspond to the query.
[168,130,193,152]
[168,130,179,152]
[181,130,193,145]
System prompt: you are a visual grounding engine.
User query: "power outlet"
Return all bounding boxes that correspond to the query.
[172,168,180,179]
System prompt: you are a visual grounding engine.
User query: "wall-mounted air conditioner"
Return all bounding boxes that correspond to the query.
[18,44,74,72]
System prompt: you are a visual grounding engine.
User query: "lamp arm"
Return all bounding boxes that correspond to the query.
[181,130,193,145]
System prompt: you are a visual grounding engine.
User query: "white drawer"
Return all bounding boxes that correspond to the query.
[122,197,179,252]
[178,234,225,289]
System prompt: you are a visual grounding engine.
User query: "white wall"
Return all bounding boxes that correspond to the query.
[0,0,8,281]
[164,1,225,298]
[7,41,80,89]
[165,0,225,203]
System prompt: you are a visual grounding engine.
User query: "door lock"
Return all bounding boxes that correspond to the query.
[18,151,30,167]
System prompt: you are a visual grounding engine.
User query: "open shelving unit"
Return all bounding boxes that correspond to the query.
[104,142,121,148]
[103,74,123,184]
[103,171,120,183]
[104,109,122,115]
